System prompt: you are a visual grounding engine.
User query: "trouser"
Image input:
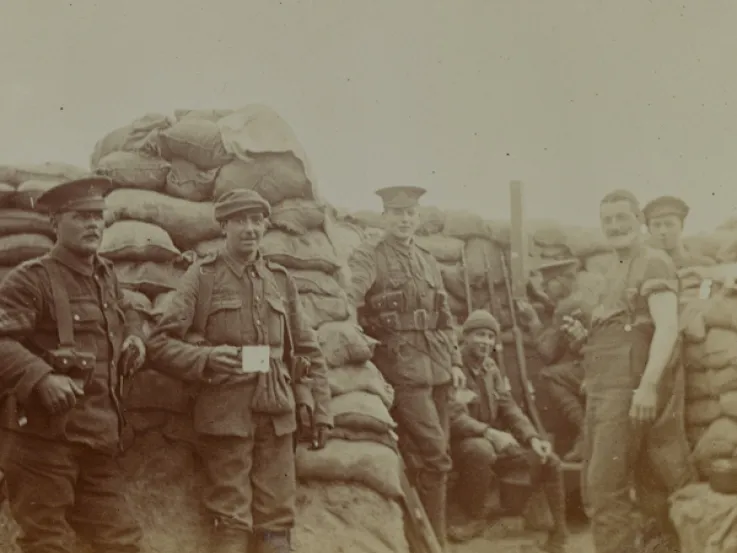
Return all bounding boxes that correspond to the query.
[392,383,452,549]
[540,360,585,433]
[197,413,296,553]
[452,438,567,533]
[582,324,695,553]
[3,433,142,553]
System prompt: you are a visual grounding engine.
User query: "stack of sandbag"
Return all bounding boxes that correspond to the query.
[669,483,737,553]
[678,264,737,479]
[0,163,88,280]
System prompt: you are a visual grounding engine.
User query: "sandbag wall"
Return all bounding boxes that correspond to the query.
[0,163,89,280]
[85,106,408,553]
[679,264,737,479]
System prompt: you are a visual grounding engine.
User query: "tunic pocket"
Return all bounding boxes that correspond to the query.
[205,296,243,344]
[265,296,286,348]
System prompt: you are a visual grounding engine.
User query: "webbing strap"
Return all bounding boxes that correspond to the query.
[40,258,75,348]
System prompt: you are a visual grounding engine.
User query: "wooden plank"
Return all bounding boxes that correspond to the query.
[509,180,528,299]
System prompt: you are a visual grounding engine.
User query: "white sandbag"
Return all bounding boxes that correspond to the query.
[95,151,170,191]
[329,362,394,409]
[193,238,224,258]
[687,328,737,371]
[323,218,365,264]
[317,321,379,368]
[290,270,344,297]
[261,230,341,274]
[440,263,467,301]
[114,261,185,299]
[122,289,153,315]
[711,365,737,396]
[719,391,737,419]
[295,440,402,500]
[99,221,180,263]
[347,210,384,230]
[164,158,218,202]
[464,238,505,285]
[441,210,494,240]
[174,108,235,122]
[0,209,54,238]
[0,183,14,207]
[151,290,177,321]
[686,397,722,427]
[12,179,63,211]
[670,483,737,553]
[160,120,232,170]
[686,370,715,401]
[331,391,397,431]
[90,113,174,168]
[0,162,87,187]
[269,198,325,235]
[300,293,350,328]
[214,154,312,206]
[703,293,737,334]
[415,235,464,263]
[685,230,737,260]
[691,417,737,475]
[103,189,221,251]
[0,234,53,265]
[415,206,445,236]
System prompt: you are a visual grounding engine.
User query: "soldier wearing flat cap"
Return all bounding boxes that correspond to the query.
[147,189,331,553]
[643,195,714,268]
[346,185,467,549]
[0,176,147,553]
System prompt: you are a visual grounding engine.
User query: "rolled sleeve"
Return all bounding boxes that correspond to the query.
[640,255,679,299]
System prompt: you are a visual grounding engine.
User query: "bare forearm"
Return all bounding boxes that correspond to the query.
[639,323,678,387]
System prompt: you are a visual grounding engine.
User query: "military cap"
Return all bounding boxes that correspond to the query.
[35,176,113,214]
[642,195,690,222]
[214,189,271,222]
[375,186,427,209]
[462,309,501,336]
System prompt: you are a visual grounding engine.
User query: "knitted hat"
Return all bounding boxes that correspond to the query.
[462,310,500,336]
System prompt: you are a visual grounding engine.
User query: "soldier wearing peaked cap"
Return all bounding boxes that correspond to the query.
[146,188,332,553]
[643,195,715,268]
[345,185,466,549]
[0,176,147,553]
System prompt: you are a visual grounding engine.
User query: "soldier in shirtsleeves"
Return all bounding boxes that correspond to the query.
[0,177,147,553]
[345,185,467,550]
[564,189,695,553]
[643,195,715,269]
[146,189,332,553]
[448,310,569,552]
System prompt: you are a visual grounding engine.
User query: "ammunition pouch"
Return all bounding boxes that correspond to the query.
[45,348,96,389]
[369,290,405,313]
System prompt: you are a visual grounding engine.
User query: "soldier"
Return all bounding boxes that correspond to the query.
[146,189,332,553]
[643,195,715,268]
[345,185,466,549]
[0,177,146,553]
[566,190,695,553]
[447,310,569,552]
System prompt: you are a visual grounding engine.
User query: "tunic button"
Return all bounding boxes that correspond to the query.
[73,314,80,321]
[256,320,262,326]
[103,303,108,308]
[624,324,632,332]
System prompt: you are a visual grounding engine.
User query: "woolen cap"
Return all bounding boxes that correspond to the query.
[642,196,690,223]
[214,189,271,222]
[375,186,427,209]
[462,309,500,336]
[35,176,113,214]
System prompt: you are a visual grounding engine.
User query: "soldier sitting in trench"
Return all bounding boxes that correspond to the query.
[447,310,569,553]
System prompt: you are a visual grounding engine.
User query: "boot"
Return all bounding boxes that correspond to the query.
[211,525,251,553]
[541,469,569,553]
[252,530,291,553]
[448,519,487,543]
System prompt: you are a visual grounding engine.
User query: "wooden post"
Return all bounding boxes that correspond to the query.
[509,180,528,299]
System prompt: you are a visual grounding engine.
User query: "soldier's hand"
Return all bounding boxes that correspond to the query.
[515,299,541,328]
[530,437,553,463]
[451,366,467,389]
[207,345,242,374]
[630,381,658,424]
[35,374,84,415]
[311,424,330,450]
[561,317,587,345]
[121,335,146,375]
[484,428,519,452]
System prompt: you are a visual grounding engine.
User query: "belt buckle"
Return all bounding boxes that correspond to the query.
[413,309,429,330]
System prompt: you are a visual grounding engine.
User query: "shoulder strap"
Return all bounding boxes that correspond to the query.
[191,263,216,336]
[39,258,75,348]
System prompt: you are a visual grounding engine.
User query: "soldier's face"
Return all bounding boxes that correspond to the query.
[600,199,641,250]
[223,211,267,258]
[53,210,105,255]
[464,328,496,359]
[383,207,420,240]
[647,214,682,251]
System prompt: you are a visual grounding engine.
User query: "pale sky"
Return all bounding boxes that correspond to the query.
[1,0,735,233]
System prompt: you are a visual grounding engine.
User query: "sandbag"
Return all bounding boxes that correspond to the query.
[295,440,402,500]
[114,261,185,299]
[413,206,445,236]
[687,328,737,371]
[441,210,494,240]
[669,483,737,553]
[270,198,325,235]
[0,183,14,207]
[685,230,737,260]
[440,263,467,301]
[121,289,153,315]
[261,230,341,274]
[703,293,737,333]
[686,370,715,401]
[719,391,737,419]
[414,234,464,263]
[300,293,350,328]
[214,153,311,206]
[328,362,394,409]
[12,179,62,211]
[535,224,610,258]
[691,417,737,475]
[160,119,232,169]
[164,158,218,202]
[323,218,365,263]
[174,108,235,122]
[317,321,379,368]
[686,397,722,427]
[290,270,344,297]
[193,238,223,258]
[711,365,737,396]
[347,210,384,230]
[686,423,710,449]
[0,162,87,187]
[151,290,177,321]
[100,221,180,263]
[0,209,54,238]
[331,391,397,432]
[464,238,504,284]
[124,370,192,414]
[90,113,174,168]
[0,234,53,265]
[584,252,617,275]
[103,189,221,251]
[95,151,171,191]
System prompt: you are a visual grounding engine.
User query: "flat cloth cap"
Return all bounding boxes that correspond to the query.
[376,186,426,209]
[214,189,271,222]
[643,196,690,222]
[35,176,113,214]
[463,309,500,336]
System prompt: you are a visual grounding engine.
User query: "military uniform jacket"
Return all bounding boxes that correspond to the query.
[346,236,462,388]
[146,249,331,438]
[0,245,143,453]
[449,352,539,445]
